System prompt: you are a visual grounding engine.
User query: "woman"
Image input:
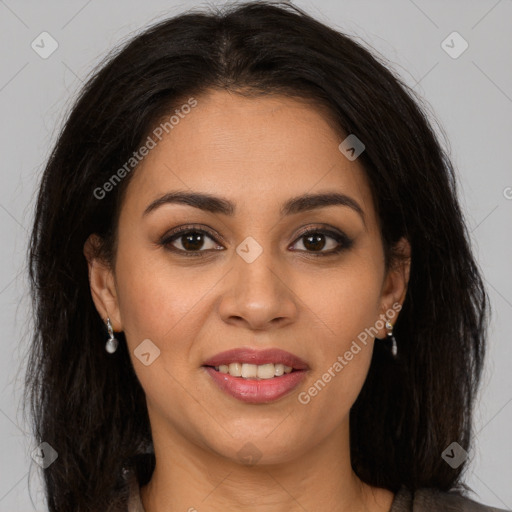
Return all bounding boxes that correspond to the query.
[25,1,508,511]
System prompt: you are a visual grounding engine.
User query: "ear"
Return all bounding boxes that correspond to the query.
[376,236,411,338]
[83,234,122,331]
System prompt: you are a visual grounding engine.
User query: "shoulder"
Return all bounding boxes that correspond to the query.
[416,487,510,512]
[393,485,511,512]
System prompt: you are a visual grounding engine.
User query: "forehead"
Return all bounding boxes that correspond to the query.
[121,90,375,222]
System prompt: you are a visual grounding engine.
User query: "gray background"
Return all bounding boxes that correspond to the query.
[0,0,511,510]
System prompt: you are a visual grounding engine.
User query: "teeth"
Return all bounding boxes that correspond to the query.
[257,363,274,379]
[213,362,295,378]
[241,363,258,378]
[229,362,242,376]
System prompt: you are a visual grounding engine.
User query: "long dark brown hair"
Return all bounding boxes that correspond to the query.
[25,1,488,510]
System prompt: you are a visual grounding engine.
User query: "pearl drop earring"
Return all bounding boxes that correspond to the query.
[105,317,119,354]
[385,319,398,358]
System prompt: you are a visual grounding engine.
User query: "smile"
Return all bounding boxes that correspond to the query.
[202,347,309,403]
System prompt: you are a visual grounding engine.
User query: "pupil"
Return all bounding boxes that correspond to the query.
[182,232,204,251]
[304,233,325,251]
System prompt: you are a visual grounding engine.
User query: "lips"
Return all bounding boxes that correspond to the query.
[202,347,310,370]
[202,347,310,403]
[204,366,308,403]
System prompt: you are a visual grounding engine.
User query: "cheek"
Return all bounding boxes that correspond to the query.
[113,252,209,412]
[301,259,383,347]
[114,241,215,344]
[296,296,377,436]
[293,260,382,418]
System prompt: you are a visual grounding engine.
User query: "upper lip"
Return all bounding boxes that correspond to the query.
[203,347,309,370]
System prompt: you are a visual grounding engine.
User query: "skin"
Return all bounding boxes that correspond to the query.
[85,89,411,512]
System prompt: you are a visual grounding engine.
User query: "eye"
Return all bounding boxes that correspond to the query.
[290,228,353,256]
[160,224,353,257]
[160,225,224,256]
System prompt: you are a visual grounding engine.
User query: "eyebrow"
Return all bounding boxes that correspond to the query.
[143,190,366,226]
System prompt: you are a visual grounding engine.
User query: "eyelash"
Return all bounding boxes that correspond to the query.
[159,224,353,258]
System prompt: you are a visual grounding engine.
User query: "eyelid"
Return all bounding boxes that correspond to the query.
[161,224,221,242]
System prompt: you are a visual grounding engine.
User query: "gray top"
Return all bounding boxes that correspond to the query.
[124,469,510,512]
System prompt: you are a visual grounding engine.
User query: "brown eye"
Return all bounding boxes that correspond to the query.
[290,229,353,255]
[161,226,224,256]
[173,231,209,251]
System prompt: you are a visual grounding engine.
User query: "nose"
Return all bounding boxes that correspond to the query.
[218,246,299,331]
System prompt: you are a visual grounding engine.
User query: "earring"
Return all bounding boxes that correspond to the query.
[105,317,119,354]
[385,319,398,358]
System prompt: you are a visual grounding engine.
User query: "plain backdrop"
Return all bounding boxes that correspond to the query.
[0,0,511,510]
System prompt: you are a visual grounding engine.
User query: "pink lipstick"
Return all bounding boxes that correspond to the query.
[202,347,309,404]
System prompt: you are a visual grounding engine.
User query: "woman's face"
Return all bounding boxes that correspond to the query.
[87,89,409,464]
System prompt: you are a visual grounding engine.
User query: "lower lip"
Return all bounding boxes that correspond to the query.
[203,366,307,403]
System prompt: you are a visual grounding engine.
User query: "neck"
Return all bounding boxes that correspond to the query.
[139,417,394,512]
